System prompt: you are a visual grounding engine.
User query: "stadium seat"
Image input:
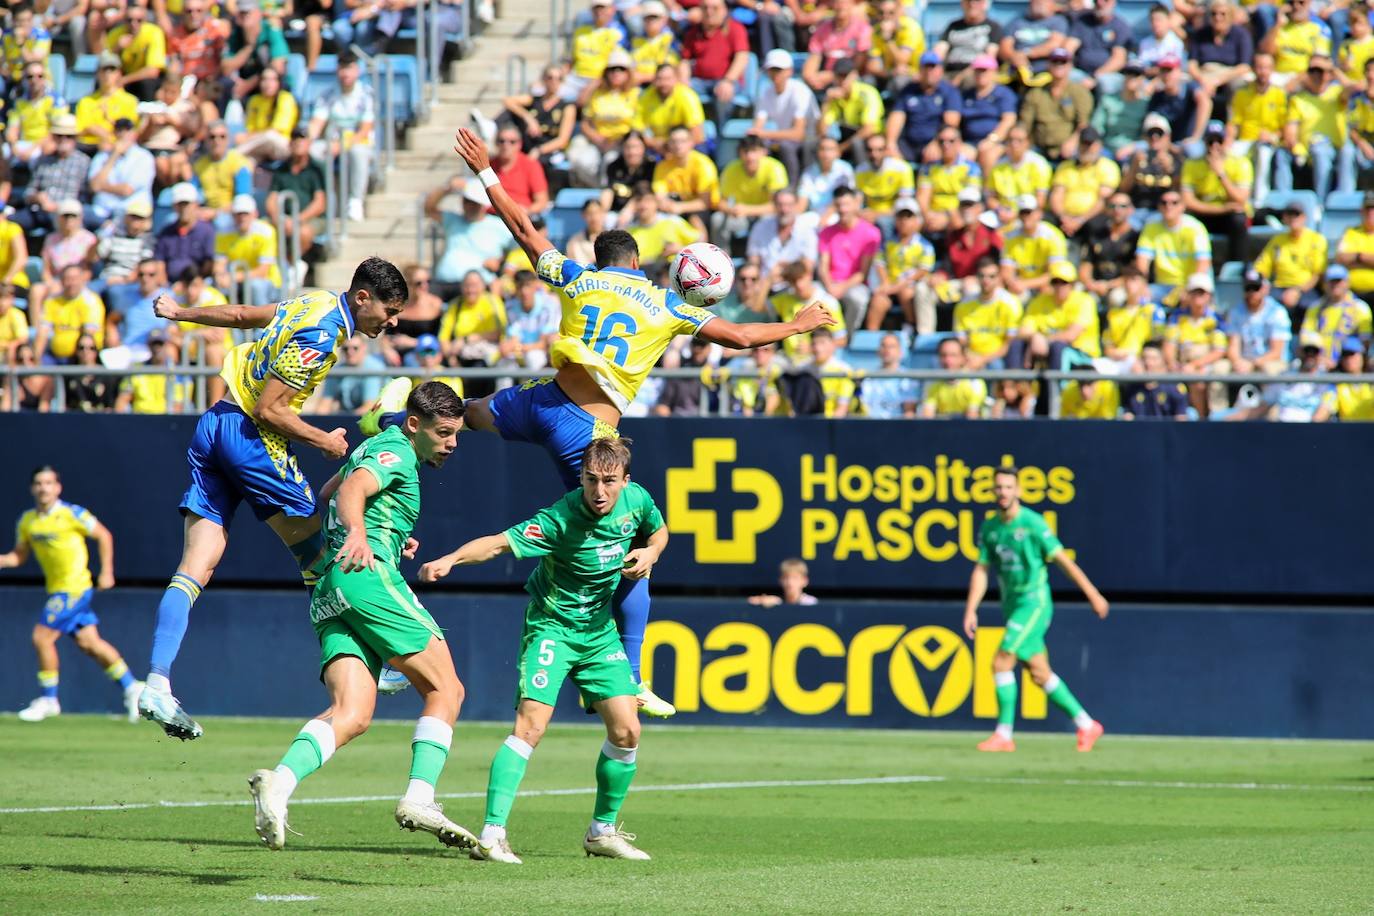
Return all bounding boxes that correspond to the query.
[49,54,67,101]
[842,349,882,371]
[153,186,177,234]
[553,187,602,209]
[285,53,307,100]
[386,55,421,126]
[1321,190,1365,244]
[715,118,753,169]
[922,2,963,38]
[1217,260,1246,281]
[1250,190,1324,255]
[848,329,912,353]
[735,52,761,109]
[545,207,586,248]
[65,54,98,104]
[305,55,340,110]
[908,331,958,369]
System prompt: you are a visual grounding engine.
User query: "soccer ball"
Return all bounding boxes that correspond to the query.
[670,242,735,307]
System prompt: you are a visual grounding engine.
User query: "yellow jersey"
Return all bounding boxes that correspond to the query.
[922,378,987,416]
[1338,225,1374,292]
[652,151,720,206]
[1336,381,1374,420]
[813,359,856,417]
[245,90,300,138]
[0,219,28,290]
[1001,220,1068,280]
[1300,295,1372,363]
[879,234,936,281]
[535,249,717,412]
[7,93,67,144]
[1022,289,1102,356]
[1254,229,1328,289]
[571,25,624,80]
[1287,84,1347,153]
[770,288,846,361]
[627,214,699,263]
[954,290,1022,356]
[919,157,982,213]
[719,156,789,205]
[1136,215,1213,287]
[1102,302,1165,356]
[223,288,355,419]
[1,28,51,82]
[0,305,28,347]
[988,151,1053,209]
[1051,157,1120,218]
[636,83,704,140]
[821,80,885,133]
[1274,21,1332,74]
[1060,380,1119,419]
[854,157,915,213]
[439,293,507,341]
[120,370,193,414]
[215,219,282,288]
[869,15,925,72]
[1349,91,1374,140]
[17,501,98,596]
[631,31,680,82]
[1229,82,1288,141]
[1339,35,1374,82]
[1165,307,1228,350]
[74,89,139,147]
[582,87,641,141]
[105,21,168,73]
[42,290,105,359]
[194,150,254,210]
[1181,155,1254,214]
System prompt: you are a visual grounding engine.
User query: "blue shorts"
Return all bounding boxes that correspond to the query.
[180,400,317,529]
[40,590,98,635]
[488,378,618,490]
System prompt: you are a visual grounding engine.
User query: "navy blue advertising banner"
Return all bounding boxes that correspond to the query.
[0,414,1369,597]
[2,588,1368,739]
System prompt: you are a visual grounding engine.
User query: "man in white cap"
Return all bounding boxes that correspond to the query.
[215,194,281,305]
[564,0,629,104]
[98,199,158,315]
[154,183,216,283]
[1163,270,1229,416]
[749,47,819,183]
[630,2,676,86]
[423,176,509,298]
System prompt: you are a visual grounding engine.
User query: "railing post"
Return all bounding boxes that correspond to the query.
[275,190,303,296]
[335,127,351,243]
[415,0,430,120]
[548,0,557,62]
[430,0,443,109]
[381,55,396,173]
[415,192,426,267]
[323,132,338,256]
[507,53,526,97]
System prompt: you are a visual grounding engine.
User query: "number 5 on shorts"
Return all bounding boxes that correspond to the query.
[538,639,556,665]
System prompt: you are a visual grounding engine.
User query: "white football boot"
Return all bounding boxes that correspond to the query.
[636,683,676,718]
[17,696,60,721]
[248,769,290,851]
[395,800,477,849]
[123,681,145,723]
[583,825,651,860]
[470,834,523,864]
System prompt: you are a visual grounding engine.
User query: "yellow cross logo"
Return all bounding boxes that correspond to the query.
[666,438,782,564]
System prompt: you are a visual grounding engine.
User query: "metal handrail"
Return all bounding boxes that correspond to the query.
[507,53,527,97]
[379,55,397,173]
[415,0,431,121]
[349,45,390,188]
[430,0,446,110]
[415,192,427,266]
[273,189,304,298]
[322,131,339,255]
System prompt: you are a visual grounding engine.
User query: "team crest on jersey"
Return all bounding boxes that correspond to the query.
[376,451,400,467]
[531,670,549,689]
[524,524,545,540]
[299,347,325,366]
[1013,530,1027,541]
[617,516,634,536]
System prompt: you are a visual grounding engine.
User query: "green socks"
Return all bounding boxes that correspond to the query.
[484,735,533,827]
[593,740,638,825]
[994,670,1017,737]
[403,716,453,805]
[1044,674,1094,728]
[278,719,336,782]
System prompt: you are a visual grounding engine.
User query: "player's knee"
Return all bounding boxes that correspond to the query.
[607,719,640,749]
[1030,667,1052,687]
[336,709,372,741]
[513,718,546,748]
[992,650,1017,672]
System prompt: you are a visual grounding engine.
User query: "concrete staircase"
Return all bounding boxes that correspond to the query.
[313,0,555,289]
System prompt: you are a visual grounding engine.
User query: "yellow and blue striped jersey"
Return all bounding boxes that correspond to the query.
[17,501,98,596]
[223,289,354,417]
[536,250,715,412]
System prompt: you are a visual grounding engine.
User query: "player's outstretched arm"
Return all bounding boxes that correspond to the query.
[963,563,989,639]
[154,294,276,329]
[1052,552,1109,619]
[622,525,668,580]
[253,377,350,459]
[417,533,513,582]
[0,541,31,569]
[90,522,115,590]
[452,128,554,266]
[332,468,380,573]
[698,300,839,350]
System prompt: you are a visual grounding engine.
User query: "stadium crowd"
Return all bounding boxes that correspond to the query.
[5,0,1374,421]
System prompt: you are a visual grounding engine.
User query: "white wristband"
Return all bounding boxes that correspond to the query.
[477,168,499,189]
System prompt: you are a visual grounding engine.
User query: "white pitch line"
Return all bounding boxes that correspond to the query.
[253,894,320,902]
[0,772,1368,816]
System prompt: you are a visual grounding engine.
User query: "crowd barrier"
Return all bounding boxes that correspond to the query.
[2,589,1368,739]
[1,415,1371,599]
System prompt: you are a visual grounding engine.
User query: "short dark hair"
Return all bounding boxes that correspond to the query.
[407,381,466,421]
[31,464,59,482]
[975,255,998,272]
[338,50,359,67]
[514,269,538,287]
[350,256,408,306]
[580,197,603,213]
[994,465,1019,481]
[594,229,639,268]
[937,336,965,353]
[583,436,633,474]
[738,134,766,154]
[832,185,858,203]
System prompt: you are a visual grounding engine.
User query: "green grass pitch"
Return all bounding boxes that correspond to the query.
[2,716,1371,914]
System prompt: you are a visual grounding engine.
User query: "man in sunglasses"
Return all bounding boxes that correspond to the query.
[1180,119,1252,264]
[1275,53,1343,198]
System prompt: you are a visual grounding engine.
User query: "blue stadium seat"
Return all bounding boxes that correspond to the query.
[554,187,603,209]
[735,52,760,109]
[386,54,421,126]
[1217,260,1246,281]
[545,206,585,248]
[305,54,340,110]
[1257,189,1323,224]
[49,55,67,102]
[922,2,963,38]
[285,53,307,100]
[848,329,912,353]
[65,54,97,103]
[790,51,809,73]
[1321,190,1365,244]
[907,331,958,369]
[842,349,882,371]
[715,118,753,168]
[153,186,177,234]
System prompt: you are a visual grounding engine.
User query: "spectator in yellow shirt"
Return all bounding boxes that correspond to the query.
[1135,191,1214,292]
[1334,338,1374,419]
[235,66,298,163]
[821,59,886,164]
[870,200,937,330]
[1100,266,1165,371]
[5,62,67,164]
[1180,121,1253,264]
[854,135,916,218]
[1059,371,1120,419]
[566,52,640,187]
[625,184,702,264]
[630,3,680,86]
[1254,202,1328,315]
[0,283,28,364]
[439,271,507,373]
[954,256,1023,369]
[1000,194,1069,299]
[115,331,191,414]
[651,126,720,234]
[1261,0,1332,83]
[920,337,986,418]
[637,63,706,152]
[1300,265,1372,366]
[1337,4,1374,88]
[1048,126,1120,242]
[918,126,983,233]
[104,0,167,101]
[566,0,627,103]
[75,53,140,150]
[770,260,847,361]
[805,328,856,418]
[193,121,255,225]
[1338,57,1374,193]
[1009,260,1102,369]
[1276,54,1344,199]
[214,195,281,304]
[987,126,1053,216]
[1228,52,1286,200]
[1334,191,1374,298]
[867,0,925,90]
[36,265,104,363]
[1163,272,1230,416]
[711,134,789,247]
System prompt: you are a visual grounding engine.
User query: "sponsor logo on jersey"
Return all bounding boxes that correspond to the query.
[299,347,325,366]
[524,524,544,540]
[377,451,400,467]
[605,650,628,663]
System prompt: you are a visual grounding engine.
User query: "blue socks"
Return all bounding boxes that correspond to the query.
[288,530,325,587]
[381,411,405,431]
[149,573,203,678]
[612,578,651,681]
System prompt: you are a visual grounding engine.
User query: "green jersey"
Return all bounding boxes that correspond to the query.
[322,425,420,568]
[977,505,1064,601]
[504,482,665,630]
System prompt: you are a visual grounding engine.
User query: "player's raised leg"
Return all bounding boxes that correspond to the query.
[1027,653,1104,752]
[584,693,650,860]
[18,623,63,721]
